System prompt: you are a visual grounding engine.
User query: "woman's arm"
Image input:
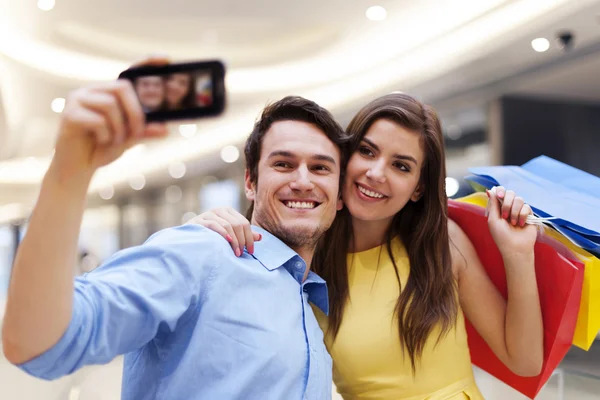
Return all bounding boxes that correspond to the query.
[452,187,543,377]
[188,208,260,256]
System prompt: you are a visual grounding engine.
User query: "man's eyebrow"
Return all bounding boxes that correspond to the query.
[266,150,294,159]
[313,154,337,165]
[362,137,418,165]
[267,151,337,165]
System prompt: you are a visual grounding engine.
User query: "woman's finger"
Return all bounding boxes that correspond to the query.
[192,213,239,255]
[510,196,526,226]
[518,203,533,227]
[501,190,515,221]
[226,208,256,254]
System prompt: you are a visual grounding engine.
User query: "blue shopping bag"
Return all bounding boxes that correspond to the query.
[522,156,600,199]
[466,155,600,256]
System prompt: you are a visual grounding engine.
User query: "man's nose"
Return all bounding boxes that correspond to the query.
[289,165,315,192]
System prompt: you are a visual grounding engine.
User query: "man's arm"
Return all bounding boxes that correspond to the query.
[2,71,168,364]
[2,162,92,363]
[16,225,212,380]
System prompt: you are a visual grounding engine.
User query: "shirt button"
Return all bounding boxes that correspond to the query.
[294,261,303,271]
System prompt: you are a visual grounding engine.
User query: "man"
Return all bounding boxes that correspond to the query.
[2,62,349,399]
[134,75,165,112]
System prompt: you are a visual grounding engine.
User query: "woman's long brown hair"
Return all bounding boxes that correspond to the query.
[312,93,457,372]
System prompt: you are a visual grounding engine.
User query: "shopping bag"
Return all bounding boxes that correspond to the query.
[539,228,600,351]
[466,156,600,256]
[522,155,600,199]
[458,191,600,351]
[448,199,584,399]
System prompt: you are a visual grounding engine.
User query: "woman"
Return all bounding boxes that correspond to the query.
[164,73,196,110]
[192,93,543,399]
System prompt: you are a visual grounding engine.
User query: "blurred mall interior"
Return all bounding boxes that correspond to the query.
[1,0,600,399]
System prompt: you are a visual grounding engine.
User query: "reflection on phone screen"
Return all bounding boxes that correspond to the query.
[133,69,214,113]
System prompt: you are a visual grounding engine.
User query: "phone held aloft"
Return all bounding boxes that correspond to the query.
[118,60,226,122]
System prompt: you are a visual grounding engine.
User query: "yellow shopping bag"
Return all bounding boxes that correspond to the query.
[456,192,600,350]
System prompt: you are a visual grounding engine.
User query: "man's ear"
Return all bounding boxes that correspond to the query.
[244,169,256,201]
[336,196,344,211]
[410,183,424,202]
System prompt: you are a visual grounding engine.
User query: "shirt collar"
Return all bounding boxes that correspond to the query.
[247,225,329,315]
[248,225,299,271]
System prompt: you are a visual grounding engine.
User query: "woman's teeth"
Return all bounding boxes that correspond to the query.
[358,185,384,199]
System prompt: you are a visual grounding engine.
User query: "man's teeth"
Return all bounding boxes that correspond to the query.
[358,185,384,199]
[285,201,316,209]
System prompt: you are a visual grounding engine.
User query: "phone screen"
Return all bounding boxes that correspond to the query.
[119,60,226,122]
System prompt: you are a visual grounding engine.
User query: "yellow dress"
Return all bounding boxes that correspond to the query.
[314,238,484,400]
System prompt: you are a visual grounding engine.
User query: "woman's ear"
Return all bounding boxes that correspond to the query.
[410,183,424,202]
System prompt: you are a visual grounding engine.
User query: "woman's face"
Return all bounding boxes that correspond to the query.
[166,73,192,108]
[343,119,425,225]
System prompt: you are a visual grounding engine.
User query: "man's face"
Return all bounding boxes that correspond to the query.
[246,121,343,249]
[135,76,164,110]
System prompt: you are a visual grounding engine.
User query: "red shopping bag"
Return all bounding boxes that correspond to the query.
[448,200,584,399]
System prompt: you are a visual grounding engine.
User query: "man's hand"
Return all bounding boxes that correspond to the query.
[1,57,170,365]
[52,79,167,182]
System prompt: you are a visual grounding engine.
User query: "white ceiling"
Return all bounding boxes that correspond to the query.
[0,0,599,214]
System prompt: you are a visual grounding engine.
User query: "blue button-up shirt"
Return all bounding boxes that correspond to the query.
[18,225,332,400]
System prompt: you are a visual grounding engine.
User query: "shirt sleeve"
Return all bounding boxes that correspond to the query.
[17,224,219,380]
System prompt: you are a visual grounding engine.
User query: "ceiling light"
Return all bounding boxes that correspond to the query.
[0,0,571,95]
[179,124,197,138]
[366,6,387,21]
[445,177,460,197]
[220,145,240,163]
[446,125,463,140]
[531,38,550,52]
[37,0,55,11]
[51,97,65,113]
[99,185,115,200]
[165,185,183,203]
[168,162,186,179]
[129,175,146,191]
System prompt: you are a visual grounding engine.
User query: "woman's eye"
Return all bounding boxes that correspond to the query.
[274,162,290,168]
[394,163,409,172]
[359,146,373,156]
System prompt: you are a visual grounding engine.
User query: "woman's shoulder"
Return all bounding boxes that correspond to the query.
[448,219,472,278]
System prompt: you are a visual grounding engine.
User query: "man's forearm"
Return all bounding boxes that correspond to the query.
[504,252,544,376]
[2,161,93,364]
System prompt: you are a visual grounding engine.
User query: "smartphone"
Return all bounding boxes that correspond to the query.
[118,60,226,122]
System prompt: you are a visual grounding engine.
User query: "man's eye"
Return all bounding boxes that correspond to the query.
[274,162,290,168]
[313,165,331,172]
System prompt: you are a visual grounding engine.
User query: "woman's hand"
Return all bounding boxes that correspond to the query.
[486,186,538,258]
[188,208,261,256]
